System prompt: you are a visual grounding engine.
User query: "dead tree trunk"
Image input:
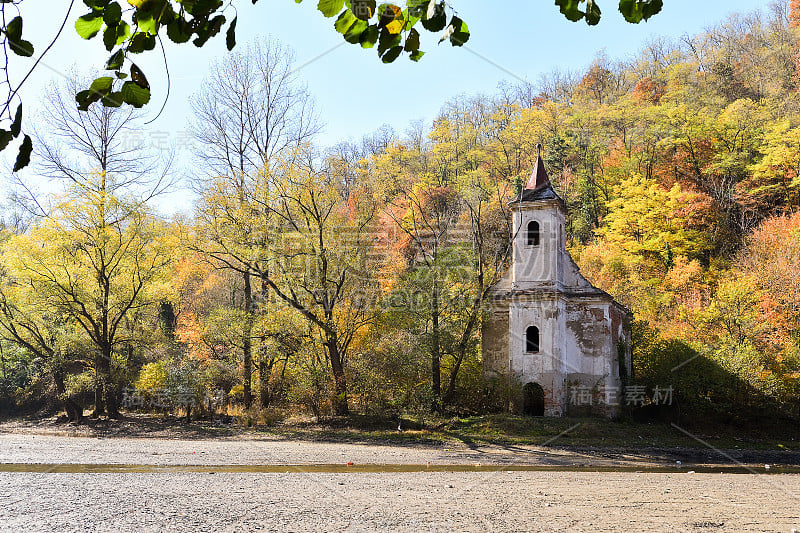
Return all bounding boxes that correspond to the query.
[243,271,253,409]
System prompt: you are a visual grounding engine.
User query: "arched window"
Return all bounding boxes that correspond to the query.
[526,221,540,246]
[526,326,540,353]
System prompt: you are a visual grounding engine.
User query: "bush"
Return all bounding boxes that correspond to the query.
[64,371,94,412]
[133,358,205,417]
[631,320,768,423]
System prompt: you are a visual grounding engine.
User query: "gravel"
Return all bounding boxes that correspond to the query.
[0,434,625,467]
[2,471,799,531]
[0,434,799,531]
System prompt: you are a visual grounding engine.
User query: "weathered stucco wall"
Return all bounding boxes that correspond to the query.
[565,302,612,375]
[482,183,630,418]
[481,303,509,378]
[508,296,566,416]
[563,300,624,417]
[511,201,565,289]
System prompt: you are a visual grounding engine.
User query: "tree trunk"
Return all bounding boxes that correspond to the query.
[430,282,441,412]
[91,355,106,417]
[258,346,273,409]
[443,297,482,405]
[326,332,348,416]
[242,270,253,409]
[53,370,82,423]
[258,275,271,409]
[0,344,9,405]
[105,390,120,418]
[96,346,120,419]
[92,383,104,417]
[103,351,120,419]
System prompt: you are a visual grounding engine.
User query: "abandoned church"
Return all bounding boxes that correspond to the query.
[482,150,631,417]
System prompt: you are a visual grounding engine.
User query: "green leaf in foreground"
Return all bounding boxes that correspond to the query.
[76,89,102,111]
[404,28,420,52]
[103,2,122,26]
[90,76,114,94]
[103,20,130,51]
[75,13,103,39]
[335,9,358,34]
[102,92,124,107]
[5,16,22,42]
[359,24,379,48]
[447,16,469,46]
[167,17,192,44]
[0,130,13,151]
[421,1,446,32]
[13,135,32,172]
[381,45,403,63]
[226,17,237,51]
[10,104,22,137]
[586,0,602,25]
[105,49,125,70]
[555,0,584,22]
[318,0,344,17]
[121,81,151,107]
[618,0,663,23]
[10,40,34,57]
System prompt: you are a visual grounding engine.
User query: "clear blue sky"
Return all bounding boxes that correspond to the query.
[6,0,774,212]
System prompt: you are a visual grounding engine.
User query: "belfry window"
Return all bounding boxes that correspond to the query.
[526,326,540,353]
[527,221,540,246]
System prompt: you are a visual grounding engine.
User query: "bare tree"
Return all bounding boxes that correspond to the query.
[31,71,173,201]
[360,124,396,157]
[190,37,320,408]
[190,38,320,181]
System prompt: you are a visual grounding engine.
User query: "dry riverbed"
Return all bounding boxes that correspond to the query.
[3,469,800,532]
[0,431,799,531]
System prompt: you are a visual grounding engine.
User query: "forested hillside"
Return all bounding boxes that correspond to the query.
[0,2,798,425]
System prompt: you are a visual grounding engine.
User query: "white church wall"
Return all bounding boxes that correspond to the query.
[508,297,566,416]
[481,160,630,418]
[511,202,565,289]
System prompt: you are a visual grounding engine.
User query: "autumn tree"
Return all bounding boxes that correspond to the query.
[191,38,319,408]
[368,104,516,408]
[1,173,168,417]
[197,148,380,415]
[745,120,800,212]
[0,228,86,421]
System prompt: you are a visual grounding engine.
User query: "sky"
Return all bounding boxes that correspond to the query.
[4,0,774,214]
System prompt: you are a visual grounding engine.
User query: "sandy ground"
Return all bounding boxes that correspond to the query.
[0,433,671,467]
[1,434,799,532]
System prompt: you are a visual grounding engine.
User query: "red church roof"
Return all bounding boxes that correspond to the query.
[525,151,551,190]
[510,145,563,206]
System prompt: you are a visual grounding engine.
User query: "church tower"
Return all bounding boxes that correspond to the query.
[507,147,569,415]
[482,146,631,417]
[511,147,566,289]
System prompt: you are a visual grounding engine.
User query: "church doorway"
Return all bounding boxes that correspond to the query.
[522,382,545,416]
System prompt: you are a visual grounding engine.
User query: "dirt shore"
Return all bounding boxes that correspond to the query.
[2,470,799,532]
[0,432,799,531]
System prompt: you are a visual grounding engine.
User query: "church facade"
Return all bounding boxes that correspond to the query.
[482,153,631,417]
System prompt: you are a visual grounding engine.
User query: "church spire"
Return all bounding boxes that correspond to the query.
[525,143,550,190]
[509,144,564,208]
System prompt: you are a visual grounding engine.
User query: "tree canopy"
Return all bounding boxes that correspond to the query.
[0,0,664,170]
[8,1,800,427]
